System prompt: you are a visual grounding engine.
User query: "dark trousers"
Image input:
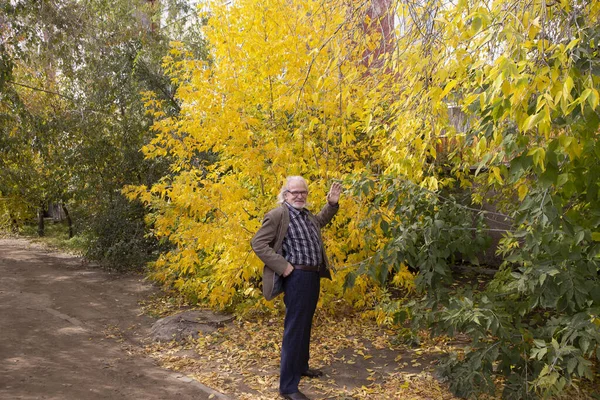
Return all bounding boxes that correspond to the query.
[279,270,320,394]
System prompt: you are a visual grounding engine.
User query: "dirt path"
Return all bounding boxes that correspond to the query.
[0,238,228,400]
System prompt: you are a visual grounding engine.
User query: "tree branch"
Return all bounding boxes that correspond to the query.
[8,80,75,102]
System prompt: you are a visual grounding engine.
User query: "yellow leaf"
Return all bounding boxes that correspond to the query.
[563,76,574,101]
[565,38,580,52]
[588,89,599,110]
[522,113,541,132]
[491,166,504,185]
[518,184,528,201]
[440,79,458,99]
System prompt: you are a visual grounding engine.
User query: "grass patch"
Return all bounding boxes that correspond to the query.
[18,219,89,255]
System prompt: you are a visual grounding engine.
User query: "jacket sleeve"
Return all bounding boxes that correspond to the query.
[314,202,339,228]
[250,210,289,276]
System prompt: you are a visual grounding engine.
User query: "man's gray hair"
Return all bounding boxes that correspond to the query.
[277,176,308,204]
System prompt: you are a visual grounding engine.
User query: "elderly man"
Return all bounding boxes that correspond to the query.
[251,176,342,400]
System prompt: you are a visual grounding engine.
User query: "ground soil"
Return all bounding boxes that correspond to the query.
[0,237,447,400]
[0,237,226,400]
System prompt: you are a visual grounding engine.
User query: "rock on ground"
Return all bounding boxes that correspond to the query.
[149,310,235,342]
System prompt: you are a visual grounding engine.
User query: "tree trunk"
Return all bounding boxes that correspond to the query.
[37,206,45,237]
[62,204,73,239]
[362,0,395,70]
[9,213,19,232]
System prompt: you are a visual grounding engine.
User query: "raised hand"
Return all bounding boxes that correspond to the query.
[327,182,343,205]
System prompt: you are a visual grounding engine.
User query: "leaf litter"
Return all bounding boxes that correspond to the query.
[143,309,461,399]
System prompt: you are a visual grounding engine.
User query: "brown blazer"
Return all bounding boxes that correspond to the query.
[251,202,339,300]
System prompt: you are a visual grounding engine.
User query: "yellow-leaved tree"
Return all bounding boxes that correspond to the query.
[123,0,443,313]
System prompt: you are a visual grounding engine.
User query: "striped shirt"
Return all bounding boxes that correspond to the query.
[282,203,323,267]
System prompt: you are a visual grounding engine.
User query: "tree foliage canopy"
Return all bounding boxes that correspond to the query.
[1,0,206,266]
[125,0,412,310]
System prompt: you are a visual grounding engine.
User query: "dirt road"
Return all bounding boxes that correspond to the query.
[0,238,228,400]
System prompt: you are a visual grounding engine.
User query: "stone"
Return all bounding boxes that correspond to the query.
[149,310,234,342]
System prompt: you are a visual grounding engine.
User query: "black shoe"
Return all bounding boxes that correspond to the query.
[281,391,310,400]
[301,368,323,378]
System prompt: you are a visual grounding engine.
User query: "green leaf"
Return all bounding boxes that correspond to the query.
[576,230,585,244]
[536,346,548,360]
[577,357,588,377]
[540,164,558,188]
[380,219,389,234]
[567,356,577,374]
[580,337,590,354]
[471,16,482,33]
[557,173,569,187]
[528,147,546,171]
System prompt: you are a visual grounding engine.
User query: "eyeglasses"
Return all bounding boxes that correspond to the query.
[286,190,308,197]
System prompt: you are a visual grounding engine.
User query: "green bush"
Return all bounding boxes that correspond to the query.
[348,171,600,398]
[78,194,169,272]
